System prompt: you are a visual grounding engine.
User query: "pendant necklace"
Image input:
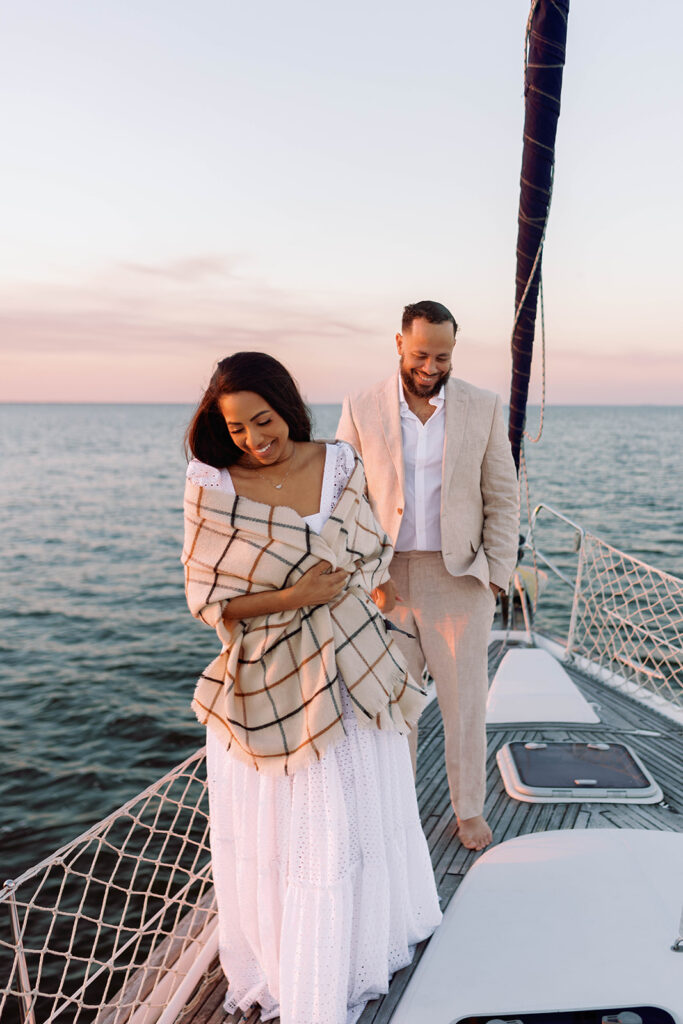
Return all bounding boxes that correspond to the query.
[264,443,297,490]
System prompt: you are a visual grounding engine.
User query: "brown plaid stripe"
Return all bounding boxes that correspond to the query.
[181,451,427,774]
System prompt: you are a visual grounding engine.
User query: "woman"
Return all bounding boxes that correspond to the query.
[182,352,441,1024]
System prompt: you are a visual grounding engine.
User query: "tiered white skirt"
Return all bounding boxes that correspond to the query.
[206,684,442,1024]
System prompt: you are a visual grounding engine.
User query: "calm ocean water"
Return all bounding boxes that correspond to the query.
[1,403,682,879]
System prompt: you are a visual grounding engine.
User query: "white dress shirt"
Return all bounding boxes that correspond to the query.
[395,372,445,551]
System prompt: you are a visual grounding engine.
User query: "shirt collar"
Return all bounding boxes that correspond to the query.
[397,370,445,415]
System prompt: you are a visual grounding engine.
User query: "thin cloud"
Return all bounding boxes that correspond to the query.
[0,263,376,358]
[0,260,387,401]
[119,256,242,283]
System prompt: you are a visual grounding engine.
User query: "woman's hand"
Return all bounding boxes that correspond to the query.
[221,562,349,622]
[289,561,350,609]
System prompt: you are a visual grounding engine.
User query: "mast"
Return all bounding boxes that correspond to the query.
[508,0,570,471]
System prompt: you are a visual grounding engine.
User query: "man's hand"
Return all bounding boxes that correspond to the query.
[489,582,503,599]
[371,579,400,614]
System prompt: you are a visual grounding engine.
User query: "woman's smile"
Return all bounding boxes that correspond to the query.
[250,439,278,459]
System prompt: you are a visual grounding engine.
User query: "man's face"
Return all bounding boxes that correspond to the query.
[396,317,456,398]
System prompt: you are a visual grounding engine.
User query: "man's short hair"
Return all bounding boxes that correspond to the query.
[402,300,458,336]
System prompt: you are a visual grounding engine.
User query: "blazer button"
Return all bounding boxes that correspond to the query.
[397,507,403,515]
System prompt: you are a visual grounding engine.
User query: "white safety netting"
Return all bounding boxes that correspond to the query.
[1,748,214,1024]
[568,533,683,709]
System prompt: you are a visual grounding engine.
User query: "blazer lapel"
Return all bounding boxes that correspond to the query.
[442,377,468,497]
[376,374,405,499]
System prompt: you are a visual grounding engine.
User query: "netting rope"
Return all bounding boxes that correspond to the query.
[1,749,214,1024]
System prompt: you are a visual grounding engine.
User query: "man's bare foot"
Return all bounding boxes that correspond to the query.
[456,814,492,851]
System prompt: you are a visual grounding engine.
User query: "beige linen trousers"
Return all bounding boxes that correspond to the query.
[388,552,495,820]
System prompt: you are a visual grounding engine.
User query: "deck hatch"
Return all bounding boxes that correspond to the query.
[452,1008,676,1024]
[496,741,663,803]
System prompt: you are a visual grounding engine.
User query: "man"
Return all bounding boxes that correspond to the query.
[336,300,519,850]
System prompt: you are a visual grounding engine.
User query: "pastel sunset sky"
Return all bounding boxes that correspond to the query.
[2,1,682,404]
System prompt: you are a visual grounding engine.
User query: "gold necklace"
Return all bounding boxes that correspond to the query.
[262,443,297,490]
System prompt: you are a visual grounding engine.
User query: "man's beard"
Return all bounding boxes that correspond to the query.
[400,359,451,399]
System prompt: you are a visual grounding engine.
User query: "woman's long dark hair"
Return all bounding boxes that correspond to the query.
[185,352,313,467]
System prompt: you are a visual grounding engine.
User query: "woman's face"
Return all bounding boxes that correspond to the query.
[218,391,291,465]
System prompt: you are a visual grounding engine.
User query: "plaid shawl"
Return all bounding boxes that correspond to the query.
[182,452,427,774]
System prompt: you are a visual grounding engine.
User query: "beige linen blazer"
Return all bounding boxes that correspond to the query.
[336,374,519,591]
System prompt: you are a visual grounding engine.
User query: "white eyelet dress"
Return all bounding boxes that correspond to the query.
[187,443,442,1024]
